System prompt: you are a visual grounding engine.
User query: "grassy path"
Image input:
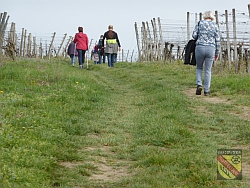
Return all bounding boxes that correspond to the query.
[0,60,250,187]
[71,62,250,187]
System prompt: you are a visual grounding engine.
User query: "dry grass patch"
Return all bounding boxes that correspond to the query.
[229,106,250,122]
[184,88,232,104]
[183,88,250,121]
[85,146,133,182]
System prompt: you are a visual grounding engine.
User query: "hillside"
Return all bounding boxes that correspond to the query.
[0,59,250,187]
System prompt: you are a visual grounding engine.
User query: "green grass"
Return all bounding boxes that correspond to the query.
[0,59,250,187]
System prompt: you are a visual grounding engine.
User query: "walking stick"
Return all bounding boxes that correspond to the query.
[86,39,93,70]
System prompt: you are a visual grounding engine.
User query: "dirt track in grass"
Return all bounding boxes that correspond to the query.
[184,88,250,182]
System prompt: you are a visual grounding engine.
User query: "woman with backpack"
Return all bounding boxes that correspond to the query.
[102,25,121,68]
[67,40,78,67]
[97,35,105,64]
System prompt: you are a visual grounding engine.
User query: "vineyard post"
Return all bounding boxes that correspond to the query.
[134,22,141,62]
[158,17,163,61]
[146,21,153,61]
[9,22,16,57]
[39,41,43,58]
[187,12,190,41]
[153,18,159,61]
[151,18,157,61]
[232,9,238,73]
[126,49,129,62]
[27,33,32,57]
[13,23,17,55]
[141,25,145,61]
[131,49,134,62]
[225,10,231,70]
[142,22,148,61]
[20,28,24,57]
[150,20,154,61]
[33,37,37,58]
[215,10,222,65]
[9,22,15,43]
[122,48,124,62]
[199,12,202,21]
[244,49,249,73]
[248,4,250,18]
[0,12,9,56]
[48,32,56,59]
[118,50,121,62]
[22,29,27,57]
[56,33,67,57]
[0,13,3,52]
[248,4,250,72]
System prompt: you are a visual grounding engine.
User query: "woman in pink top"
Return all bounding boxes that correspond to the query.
[73,27,89,69]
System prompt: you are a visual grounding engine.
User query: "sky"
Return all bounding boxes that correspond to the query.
[1,0,250,60]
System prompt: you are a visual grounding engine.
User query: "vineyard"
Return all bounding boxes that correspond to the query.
[134,4,250,73]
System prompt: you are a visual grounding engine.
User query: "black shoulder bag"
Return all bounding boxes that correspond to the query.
[184,21,200,66]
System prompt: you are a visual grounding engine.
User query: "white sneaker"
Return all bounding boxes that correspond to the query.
[79,65,83,69]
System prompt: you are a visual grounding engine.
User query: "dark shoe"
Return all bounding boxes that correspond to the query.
[204,91,210,96]
[196,85,202,95]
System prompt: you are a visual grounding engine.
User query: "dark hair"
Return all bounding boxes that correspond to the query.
[78,27,83,32]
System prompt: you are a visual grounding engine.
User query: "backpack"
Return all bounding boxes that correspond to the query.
[98,39,103,49]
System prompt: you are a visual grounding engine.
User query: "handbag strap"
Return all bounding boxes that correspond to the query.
[196,21,200,41]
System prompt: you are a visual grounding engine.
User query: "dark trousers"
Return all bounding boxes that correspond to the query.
[98,50,106,64]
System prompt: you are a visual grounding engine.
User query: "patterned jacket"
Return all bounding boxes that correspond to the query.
[192,20,220,55]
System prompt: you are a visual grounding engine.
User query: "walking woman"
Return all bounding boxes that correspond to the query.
[102,25,121,67]
[192,11,220,96]
[67,40,78,67]
[73,27,88,69]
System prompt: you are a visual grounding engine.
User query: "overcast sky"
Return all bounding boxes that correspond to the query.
[1,0,250,56]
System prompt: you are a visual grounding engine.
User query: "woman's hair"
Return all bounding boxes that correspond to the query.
[203,11,215,21]
[78,27,83,32]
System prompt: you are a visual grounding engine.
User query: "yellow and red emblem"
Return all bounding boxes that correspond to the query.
[217,149,242,180]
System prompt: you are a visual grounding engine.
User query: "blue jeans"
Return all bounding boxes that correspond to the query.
[70,54,76,65]
[195,45,215,93]
[114,54,117,63]
[98,50,105,64]
[77,50,86,66]
[107,53,115,67]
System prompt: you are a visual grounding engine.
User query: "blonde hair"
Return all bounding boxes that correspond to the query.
[203,11,215,21]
